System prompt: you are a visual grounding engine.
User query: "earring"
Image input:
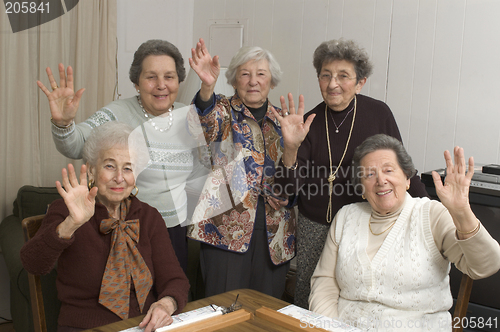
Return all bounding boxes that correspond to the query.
[406,184,410,190]
[136,89,140,93]
[88,179,95,189]
[362,194,366,200]
[130,185,139,198]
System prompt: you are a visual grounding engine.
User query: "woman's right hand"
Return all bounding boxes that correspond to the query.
[189,38,220,101]
[55,164,97,238]
[37,63,85,127]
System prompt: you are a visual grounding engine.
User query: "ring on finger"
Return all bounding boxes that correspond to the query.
[284,112,289,116]
[51,85,58,90]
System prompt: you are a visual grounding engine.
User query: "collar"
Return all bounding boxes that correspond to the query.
[229,93,281,128]
[95,197,140,219]
[370,192,409,220]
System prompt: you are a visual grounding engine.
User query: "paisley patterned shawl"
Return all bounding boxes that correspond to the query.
[187,93,296,265]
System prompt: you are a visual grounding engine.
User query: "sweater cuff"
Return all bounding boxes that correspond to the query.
[194,91,216,116]
[51,120,75,138]
[44,220,75,251]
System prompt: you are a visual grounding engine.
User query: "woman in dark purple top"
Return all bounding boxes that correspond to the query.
[273,39,429,309]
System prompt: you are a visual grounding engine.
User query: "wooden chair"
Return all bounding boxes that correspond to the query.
[452,273,474,332]
[22,214,47,332]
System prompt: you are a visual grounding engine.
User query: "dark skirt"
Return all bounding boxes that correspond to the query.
[199,196,290,299]
[168,224,188,273]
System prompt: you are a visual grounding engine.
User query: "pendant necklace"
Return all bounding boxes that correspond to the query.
[329,104,355,133]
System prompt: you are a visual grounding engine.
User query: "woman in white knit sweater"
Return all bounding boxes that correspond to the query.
[309,134,500,331]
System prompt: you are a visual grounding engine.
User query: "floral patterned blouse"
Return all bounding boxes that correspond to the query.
[187,93,296,265]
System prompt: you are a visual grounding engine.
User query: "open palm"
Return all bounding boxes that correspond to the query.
[271,93,316,150]
[432,146,473,214]
[189,38,220,87]
[37,63,85,126]
[56,164,97,228]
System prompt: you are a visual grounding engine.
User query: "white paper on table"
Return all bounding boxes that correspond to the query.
[119,305,224,332]
[277,304,364,332]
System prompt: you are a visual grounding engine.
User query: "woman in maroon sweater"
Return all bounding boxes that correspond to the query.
[273,39,429,309]
[21,122,189,332]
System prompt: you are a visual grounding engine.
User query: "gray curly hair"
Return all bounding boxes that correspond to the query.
[313,38,373,83]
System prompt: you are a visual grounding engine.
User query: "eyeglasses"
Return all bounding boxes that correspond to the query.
[319,72,356,84]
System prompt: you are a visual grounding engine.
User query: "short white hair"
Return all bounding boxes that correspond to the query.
[225,46,282,88]
[83,121,133,167]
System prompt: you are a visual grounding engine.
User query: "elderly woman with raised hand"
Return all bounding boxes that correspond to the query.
[273,38,429,308]
[309,134,500,331]
[186,38,296,298]
[20,122,189,332]
[37,39,206,272]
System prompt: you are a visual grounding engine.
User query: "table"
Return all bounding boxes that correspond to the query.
[85,289,297,332]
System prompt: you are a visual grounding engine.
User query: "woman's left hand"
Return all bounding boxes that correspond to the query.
[139,296,176,332]
[271,93,315,168]
[271,93,315,151]
[432,146,473,214]
[432,146,478,238]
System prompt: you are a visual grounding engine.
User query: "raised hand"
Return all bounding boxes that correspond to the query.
[432,147,473,213]
[55,164,97,237]
[189,38,220,101]
[432,146,479,238]
[271,93,316,152]
[37,63,85,127]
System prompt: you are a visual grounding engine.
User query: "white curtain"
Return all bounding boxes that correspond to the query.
[0,1,117,220]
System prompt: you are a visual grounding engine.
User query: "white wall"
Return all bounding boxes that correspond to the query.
[189,0,500,174]
[116,0,194,100]
[387,0,500,173]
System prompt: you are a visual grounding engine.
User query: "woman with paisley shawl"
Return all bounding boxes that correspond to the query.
[187,38,296,298]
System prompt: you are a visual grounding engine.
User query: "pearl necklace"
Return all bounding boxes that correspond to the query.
[137,95,173,133]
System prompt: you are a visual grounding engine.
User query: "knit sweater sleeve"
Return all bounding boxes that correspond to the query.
[146,205,190,314]
[20,199,74,275]
[52,121,92,159]
[51,97,143,159]
[430,200,500,279]
[309,212,341,318]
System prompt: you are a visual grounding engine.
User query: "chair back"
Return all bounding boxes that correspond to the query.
[452,273,474,332]
[22,215,47,332]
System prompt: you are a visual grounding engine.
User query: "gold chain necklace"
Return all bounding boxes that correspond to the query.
[369,217,396,236]
[325,96,357,223]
